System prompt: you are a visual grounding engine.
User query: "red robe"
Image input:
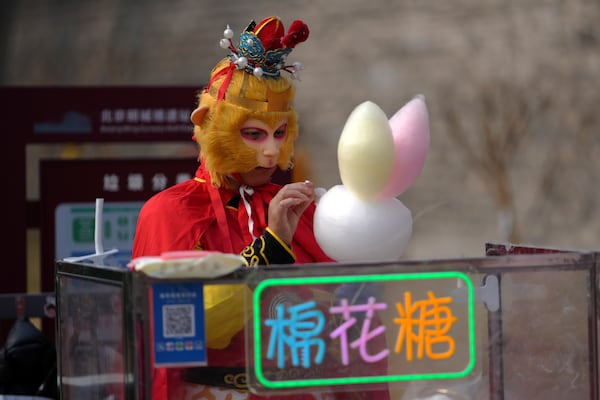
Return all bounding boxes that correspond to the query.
[133,165,329,262]
[132,164,389,400]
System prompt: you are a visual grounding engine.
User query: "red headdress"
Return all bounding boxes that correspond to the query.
[207,16,310,102]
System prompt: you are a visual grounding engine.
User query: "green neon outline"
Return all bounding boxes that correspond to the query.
[252,271,476,389]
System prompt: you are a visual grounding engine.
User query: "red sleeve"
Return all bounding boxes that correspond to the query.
[132,179,219,400]
[132,179,215,258]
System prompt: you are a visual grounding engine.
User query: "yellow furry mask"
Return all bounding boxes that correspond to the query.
[190,17,310,188]
[191,58,298,188]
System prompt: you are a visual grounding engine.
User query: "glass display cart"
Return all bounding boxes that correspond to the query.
[55,244,599,399]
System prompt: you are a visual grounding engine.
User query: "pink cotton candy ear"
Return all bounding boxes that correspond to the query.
[377,95,430,199]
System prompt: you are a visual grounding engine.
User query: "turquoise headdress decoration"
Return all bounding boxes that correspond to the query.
[219,16,310,80]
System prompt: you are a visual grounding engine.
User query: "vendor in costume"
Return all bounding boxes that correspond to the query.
[132,16,389,400]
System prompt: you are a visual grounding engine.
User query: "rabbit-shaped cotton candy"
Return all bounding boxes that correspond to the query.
[314,96,430,262]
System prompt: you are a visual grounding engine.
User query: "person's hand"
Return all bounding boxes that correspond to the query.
[267,181,316,244]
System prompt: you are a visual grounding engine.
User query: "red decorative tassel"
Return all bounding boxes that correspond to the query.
[217,63,236,102]
[205,62,236,102]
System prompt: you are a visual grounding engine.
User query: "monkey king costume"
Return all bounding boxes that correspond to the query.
[132,16,389,400]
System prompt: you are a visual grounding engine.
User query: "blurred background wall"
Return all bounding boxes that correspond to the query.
[2,0,599,272]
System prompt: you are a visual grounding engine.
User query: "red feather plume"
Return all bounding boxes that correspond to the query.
[281,20,309,48]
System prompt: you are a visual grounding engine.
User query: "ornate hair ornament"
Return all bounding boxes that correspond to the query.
[219,16,309,80]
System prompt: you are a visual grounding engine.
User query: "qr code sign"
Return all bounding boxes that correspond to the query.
[163,304,195,338]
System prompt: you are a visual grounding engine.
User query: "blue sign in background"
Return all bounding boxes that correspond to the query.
[151,282,207,367]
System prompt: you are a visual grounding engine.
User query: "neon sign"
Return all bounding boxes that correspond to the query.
[252,271,475,389]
